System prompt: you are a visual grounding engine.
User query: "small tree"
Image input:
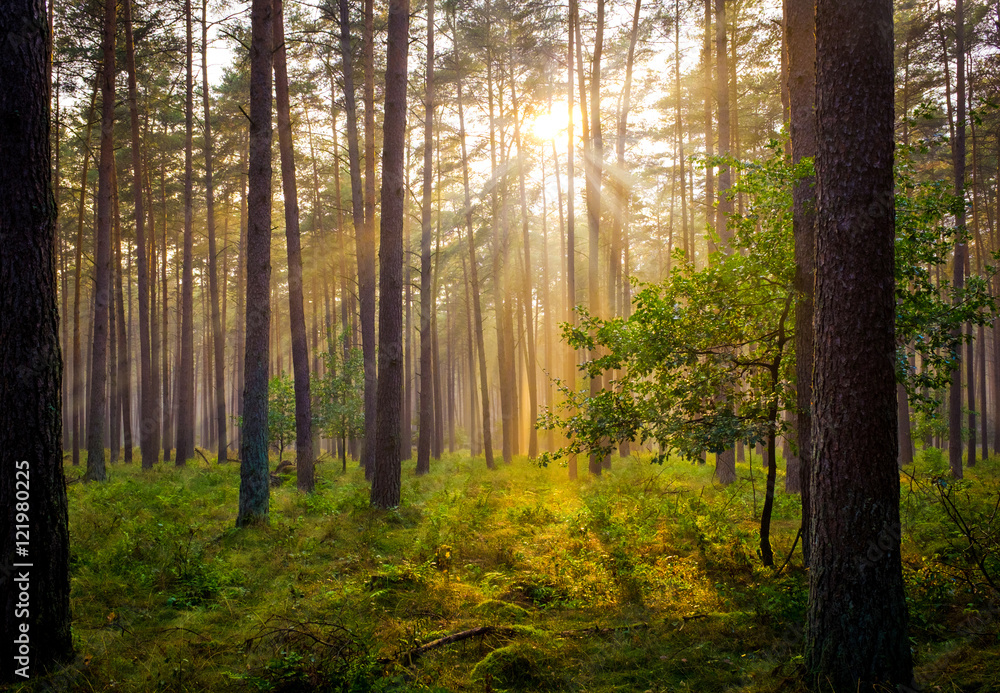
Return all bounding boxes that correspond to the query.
[314,333,365,471]
[268,374,296,463]
[542,142,994,567]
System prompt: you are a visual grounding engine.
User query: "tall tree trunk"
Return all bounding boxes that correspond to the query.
[235,134,248,455]
[417,0,436,475]
[565,0,578,479]
[808,0,913,686]
[203,0,228,467]
[114,182,133,462]
[702,0,714,260]
[237,0,273,527]
[785,0,816,559]
[712,0,736,485]
[0,0,74,670]
[610,0,639,459]
[175,0,196,466]
[86,0,116,482]
[124,0,157,468]
[454,28,494,468]
[273,0,314,491]
[511,61,539,459]
[361,0,379,477]
[161,156,172,461]
[370,0,409,509]
[949,0,967,479]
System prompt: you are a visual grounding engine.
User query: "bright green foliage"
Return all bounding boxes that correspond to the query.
[542,142,996,464]
[267,374,296,463]
[541,143,803,464]
[312,332,365,465]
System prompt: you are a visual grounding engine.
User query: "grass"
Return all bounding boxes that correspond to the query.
[7,446,1000,692]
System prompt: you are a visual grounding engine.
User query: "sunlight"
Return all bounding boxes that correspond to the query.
[526,101,571,147]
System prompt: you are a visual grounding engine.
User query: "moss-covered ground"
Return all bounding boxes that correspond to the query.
[7,447,999,692]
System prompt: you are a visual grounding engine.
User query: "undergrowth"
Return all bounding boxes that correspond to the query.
[5,447,998,692]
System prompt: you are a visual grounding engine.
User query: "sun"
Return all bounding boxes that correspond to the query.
[525,102,571,143]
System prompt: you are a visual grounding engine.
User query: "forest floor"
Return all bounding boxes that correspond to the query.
[6,446,999,692]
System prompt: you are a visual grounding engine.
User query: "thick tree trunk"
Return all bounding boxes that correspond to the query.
[417,0,436,475]
[114,186,132,462]
[0,0,74,672]
[203,0,228,468]
[237,0,273,527]
[273,0,314,491]
[808,0,913,686]
[370,0,409,509]
[86,0,117,482]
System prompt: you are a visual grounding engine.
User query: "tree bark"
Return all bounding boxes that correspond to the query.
[361,0,379,476]
[808,0,913,686]
[203,0,228,468]
[237,0,273,527]
[948,0,966,479]
[86,0,117,482]
[175,0,196,466]
[566,1,578,479]
[712,0,736,485]
[0,0,74,672]
[417,0,436,475]
[273,0,314,491]
[124,0,157,468]
[785,0,816,559]
[370,0,409,509]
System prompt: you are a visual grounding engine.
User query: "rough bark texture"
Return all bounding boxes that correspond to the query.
[0,0,74,676]
[566,0,578,480]
[176,0,196,466]
[950,0,968,477]
[371,0,409,509]
[203,0,228,469]
[237,0,273,527]
[273,0,314,491]
[808,0,913,687]
[785,0,816,561]
[86,0,117,482]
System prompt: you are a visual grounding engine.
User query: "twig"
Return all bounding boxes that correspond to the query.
[774,525,802,577]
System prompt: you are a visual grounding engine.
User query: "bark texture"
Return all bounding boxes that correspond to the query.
[238,0,273,527]
[0,0,74,676]
[808,0,913,687]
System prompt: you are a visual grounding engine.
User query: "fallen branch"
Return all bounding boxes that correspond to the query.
[557,622,649,637]
[195,448,212,466]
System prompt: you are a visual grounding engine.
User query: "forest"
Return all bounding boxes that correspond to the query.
[2,0,1000,690]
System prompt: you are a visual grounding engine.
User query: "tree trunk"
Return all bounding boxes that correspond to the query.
[273,0,314,491]
[511,62,539,459]
[86,0,117,482]
[124,0,157,468]
[202,0,228,468]
[362,0,379,477]
[786,0,816,561]
[176,0,196,466]
[948,0,966,479]
[0,0,74,671]
[114,182,133,462]
[808,0,913,686]
[417,0,436,475]
[702,0,714,261]
[370,0,409,509]
[237,0,273,527]
[565,0,578,479]
[454,31,494,468]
